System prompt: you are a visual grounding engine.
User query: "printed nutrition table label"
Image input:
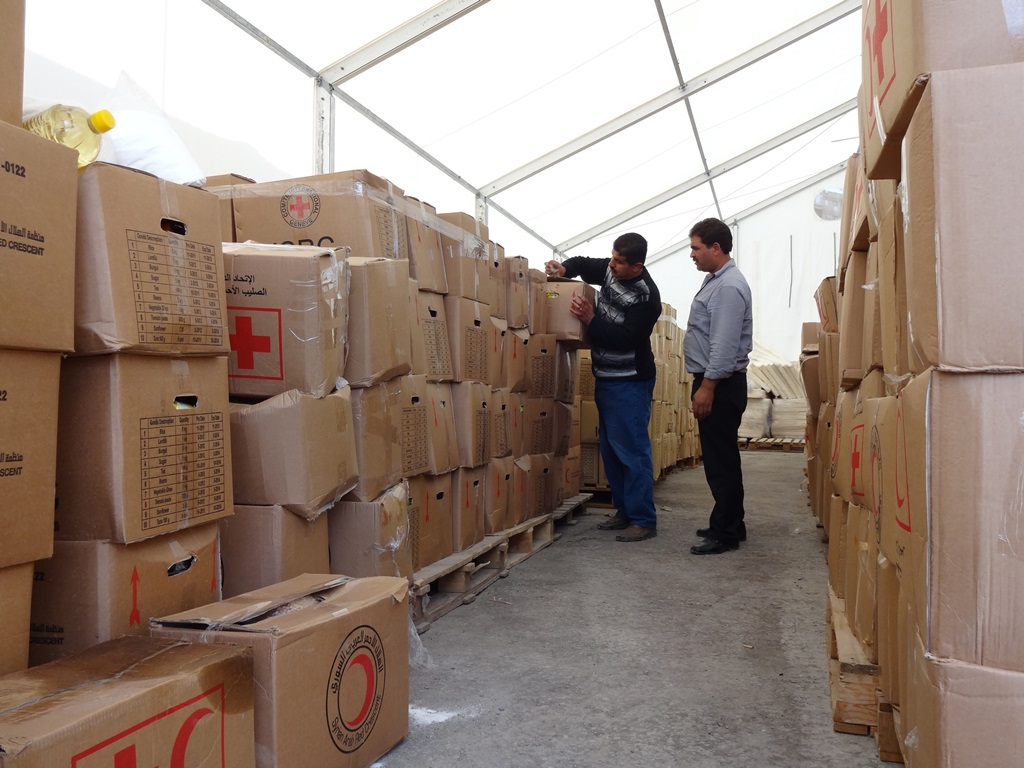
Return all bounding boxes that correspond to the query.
[129,229,224,347]
[140,413,228,531]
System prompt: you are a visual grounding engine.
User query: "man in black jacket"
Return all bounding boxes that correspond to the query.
[545,232,661,542]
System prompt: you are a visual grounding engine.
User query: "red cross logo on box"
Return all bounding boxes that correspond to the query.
[228,308,283,381]
[864,0,896,141]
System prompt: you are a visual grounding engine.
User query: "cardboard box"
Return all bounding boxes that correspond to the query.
[554,343,579,404]
[0,562,32,675]
[30,523,220,665]
[898,369,1024,672]
[396,374,431,478]
[405,196,447,293]
[437,212,491,304]
[528,269,548,334]
[489,387,512,459]
[861,243,883,374]
[813,276,839,333]
[844,502,878,661]
[578,349,596,398]
[229,387,358,520]
[424,383,460,474]
[488,243,507,320]
[837,250,867,389]
[522,453,554,519]
[223,242,348,398]
[203,172,256,243]
[525,397,556,455]
[409,286,454,381]
[903,65,1024,372]
[451,466,485,552]
[329,481,413,580]
[527,332,557,397]
[505,255,531,329]
[219,504,330,599]
[484,456,514,534]
[564,444,581,498]
[0,122,78,352]
[346,380,403,502]
[553,400,573,456]
[56,355,232,543]
[444,296,490,383]
[542,280,595,346]
[0,350,60,568]
[505,327,530,393]
[0,636,254,768]
[451,382,491,468]
[406,473,454,571]
[151,574,409,768]
[508,391,527,459]
[347,256,412,387]
[838,153,869,264]
[232,169,409,259]
[509,456,530,525]
[488,316,509,388]
[877,191,911,382]
[861,0,1024,179]
[0,0,24,125]
[580,399,601,443]
[75,162,229,355]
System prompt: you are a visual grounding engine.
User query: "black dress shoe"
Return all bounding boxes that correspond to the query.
[696,526,747,542]
[598,516,630,530]
[690,537,739,555]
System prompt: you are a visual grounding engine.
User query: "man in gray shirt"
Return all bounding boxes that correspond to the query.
[683,218,753,555]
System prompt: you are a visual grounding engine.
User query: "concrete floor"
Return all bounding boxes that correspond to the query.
[375,451,887,768]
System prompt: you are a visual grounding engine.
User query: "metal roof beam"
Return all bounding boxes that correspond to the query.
[556,98,856,252]
[646,160,850,266]
[320,0,491,85]
[481,0,860,197]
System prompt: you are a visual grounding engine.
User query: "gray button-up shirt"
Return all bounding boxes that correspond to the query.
[683,259,753,379]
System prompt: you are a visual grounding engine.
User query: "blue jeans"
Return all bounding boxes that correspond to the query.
[593,378,657,529]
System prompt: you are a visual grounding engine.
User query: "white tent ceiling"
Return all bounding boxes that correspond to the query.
[23,0,861,358]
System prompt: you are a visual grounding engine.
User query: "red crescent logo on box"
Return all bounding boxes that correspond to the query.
[326,625,386,754]
[280,184,320,228]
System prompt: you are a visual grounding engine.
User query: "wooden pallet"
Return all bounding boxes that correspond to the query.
[550,492,593,528]
[411,536,509,633]
[826,586,880,734]
[505,513,555,569]
[875,690,904,763]
[745,437,806,452]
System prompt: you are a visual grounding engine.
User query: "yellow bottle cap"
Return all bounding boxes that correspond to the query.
[88,109,116,134]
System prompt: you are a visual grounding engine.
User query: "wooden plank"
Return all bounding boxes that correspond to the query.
[826,585,880,730]
[875,691,905,763]
[506,514,554,569]
[411,537,509,633]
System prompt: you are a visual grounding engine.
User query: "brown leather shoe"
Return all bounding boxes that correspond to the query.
[616,525,657,542]
[597,515,630,530]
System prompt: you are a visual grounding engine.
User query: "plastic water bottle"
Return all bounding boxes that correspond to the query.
[23,105,116,168]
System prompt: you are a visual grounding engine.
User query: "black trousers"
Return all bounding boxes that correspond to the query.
[692,372,747,544]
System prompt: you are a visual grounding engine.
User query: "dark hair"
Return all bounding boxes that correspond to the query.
[612,232,648,265]
[689,218,732,254]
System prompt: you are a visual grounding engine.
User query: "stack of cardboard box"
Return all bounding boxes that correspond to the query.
[815,3,1024,764]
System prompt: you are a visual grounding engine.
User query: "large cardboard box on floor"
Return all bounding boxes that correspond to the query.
[484,456,514,534]
[903,64,1024,373]
[30,523,220,665]
[229,387,358,520]
[0,350,60,569]
[0,0,24,125]
[0,122,78,352]
[861,0,1024,179]
[899,368,1024,672]
[347,255,412,387]
[408,285,454,381]
[219,504,330,599]
[329,480,413,580]
[0,636,254,768]
[232,169,409,259]
[407,472,453,571]
[75,162,229,356]
[0,563,33,675]
[405,196,447,293]
[55,354,232,543]
[223,242,348,399]
[451,466,485,552]
[346,380,403,503]
[152,574,409,768]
